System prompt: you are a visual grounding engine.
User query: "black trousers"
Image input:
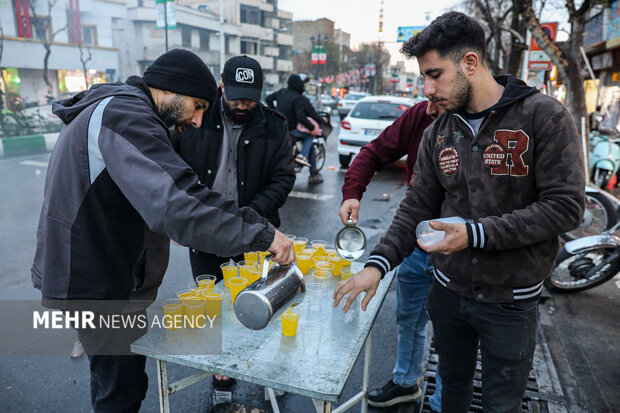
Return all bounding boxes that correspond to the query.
[426,284,538,413]
[189,249,243,282]
[76,310,148,413]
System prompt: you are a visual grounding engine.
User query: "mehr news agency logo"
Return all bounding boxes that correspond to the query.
[32,310,217,330]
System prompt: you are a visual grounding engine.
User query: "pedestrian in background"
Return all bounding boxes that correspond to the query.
[32,48,294,413]
[338,98,444,410]
[334,12,585,412]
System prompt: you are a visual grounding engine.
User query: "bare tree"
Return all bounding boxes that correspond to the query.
[28,0,67,94]
[351,42,391,95]
[522,0,598,133]
[77,41,92,90]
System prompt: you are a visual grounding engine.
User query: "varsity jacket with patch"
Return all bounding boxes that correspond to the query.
[366,75,585,302]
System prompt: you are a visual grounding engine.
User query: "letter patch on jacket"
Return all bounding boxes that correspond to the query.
[484,129,530,176]
[438,147,459,175]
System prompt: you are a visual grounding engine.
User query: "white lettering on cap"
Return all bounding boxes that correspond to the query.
[235,68,254,83]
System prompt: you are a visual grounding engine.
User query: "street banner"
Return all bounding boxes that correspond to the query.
[156,0,177,29]
[318,45,326,65]
[312,45,319,65]
[397,26,426,42]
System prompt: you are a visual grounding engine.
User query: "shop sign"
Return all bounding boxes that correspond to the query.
[591,52,613,71]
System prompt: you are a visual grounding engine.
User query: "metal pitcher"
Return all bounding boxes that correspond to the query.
[335,219,367,261]
[233,255,306,330]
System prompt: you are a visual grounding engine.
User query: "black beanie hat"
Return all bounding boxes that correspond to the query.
[143,48,218,107]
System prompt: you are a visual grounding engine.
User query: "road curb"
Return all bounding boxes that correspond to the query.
[0,132,59,158]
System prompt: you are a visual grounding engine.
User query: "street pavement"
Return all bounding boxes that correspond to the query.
[0,119,618,412]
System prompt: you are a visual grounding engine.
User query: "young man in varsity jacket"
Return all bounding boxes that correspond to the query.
[334,12,585,412]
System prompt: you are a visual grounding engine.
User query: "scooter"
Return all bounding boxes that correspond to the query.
[548,218,620,292]
[562,185,618,241]
[589,131,620,189]
[292,111,333,173]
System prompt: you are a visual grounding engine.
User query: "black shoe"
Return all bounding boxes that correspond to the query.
[368,379,421,407]
[308,173,323,184]
[212,375,236,390]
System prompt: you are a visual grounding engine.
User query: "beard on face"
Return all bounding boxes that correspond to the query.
[447,67,473,113]
[222,97,257,124]
[160,94,193,142]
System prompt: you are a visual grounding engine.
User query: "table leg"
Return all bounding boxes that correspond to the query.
[312,398,332,412]
[361,329,373,413]
[157,360,170,413]
[265,387,281,413]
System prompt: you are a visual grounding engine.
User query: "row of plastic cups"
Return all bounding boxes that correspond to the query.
[220,262,262,288]
[243,250,270,265]
[163,291,223,330]
[297,253,347,276]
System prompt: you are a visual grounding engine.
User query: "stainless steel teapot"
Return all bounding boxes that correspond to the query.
[233,255,306,330]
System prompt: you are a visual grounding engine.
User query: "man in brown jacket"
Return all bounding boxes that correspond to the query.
[334,12,585,413]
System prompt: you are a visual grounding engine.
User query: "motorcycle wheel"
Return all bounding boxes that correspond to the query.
[545,246,620,292]
[314,142,326,172]
[561,191,618,241]
[592,167,612,189]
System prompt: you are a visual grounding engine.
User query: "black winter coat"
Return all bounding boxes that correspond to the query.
[266,75,323,132]
[176,95,295,228]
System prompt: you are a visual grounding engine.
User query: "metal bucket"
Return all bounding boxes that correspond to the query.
[233,256,306,330]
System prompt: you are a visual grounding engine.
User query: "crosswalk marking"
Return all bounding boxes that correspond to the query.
[19,160,49,167]
[288,191,333,201]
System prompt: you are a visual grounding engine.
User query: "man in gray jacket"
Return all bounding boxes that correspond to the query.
[32,49,294,413]
[334,12,584,412]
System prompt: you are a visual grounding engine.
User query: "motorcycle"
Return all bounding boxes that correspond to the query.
[548,197,620,292]
[561,185,618,241]
[589,131,620,188]
[292,111,333,173]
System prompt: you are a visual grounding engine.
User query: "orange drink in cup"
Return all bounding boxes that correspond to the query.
[310,240,327,257]
[258,250,270,264]
[228,277,248,303]
[202,291,222,319]
[196,274,216,291]
[183,298,206,328]
[281,308,299,336]
[244,251,258,264]
[220,262,238,287]
[294,237,308,253]
[315,261,335,273]
[162,299,184,330]
[246,268,262,284]
[238,260,257,280]
[328,255,345,276]
[177,289,199,313]
[296,254,313,274]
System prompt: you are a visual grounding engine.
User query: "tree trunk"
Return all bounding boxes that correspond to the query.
[505,0,530,76]
[43,47,52,93]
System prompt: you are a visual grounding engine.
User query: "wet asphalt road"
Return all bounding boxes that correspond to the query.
[0,117,619,412]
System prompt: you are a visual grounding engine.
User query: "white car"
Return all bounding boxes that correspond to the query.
[337,95,413,168]
[337,92,369,120]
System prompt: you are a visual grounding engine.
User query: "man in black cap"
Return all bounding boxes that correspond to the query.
[32,49,295,413]
[177,54,295,289]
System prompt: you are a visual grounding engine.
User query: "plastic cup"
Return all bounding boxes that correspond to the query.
[187,281,203,295]
[183,298,206,328]
[281,309,299,336]
[244,251,258,263]
[310,240,327,257]
[301,321,323,355]
[312,269,332,283]
[196,274,216,291]
[315,261,335,273]
[324,245,338,257]
[228,277,248,303]
[328,255,345,276]
[238,260,258,281]
[296,254,313,275]
[258,250,270,264]
[341,269,354,281]
[306,283,326,311]
[202,292,222,320]
[162,299,184,330]
[246,268,262,284]
[294,237,308,253]
[284,234,297,240]
[177,289,199,313]
[220,262,238,287]
[297,296,314,320]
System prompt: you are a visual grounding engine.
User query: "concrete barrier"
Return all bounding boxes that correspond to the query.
[0,133,59,157]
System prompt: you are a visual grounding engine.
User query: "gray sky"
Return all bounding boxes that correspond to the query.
[278,0,461,48]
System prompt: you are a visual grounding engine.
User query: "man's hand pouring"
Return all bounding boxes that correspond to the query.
[332,267,382,313]
[268,230,296,265]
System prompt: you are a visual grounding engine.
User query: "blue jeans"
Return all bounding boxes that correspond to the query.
[392,248,442,409]
[290,129,317,174]
[426,284,538,413]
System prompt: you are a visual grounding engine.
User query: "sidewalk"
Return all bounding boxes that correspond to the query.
[0,133,58,157]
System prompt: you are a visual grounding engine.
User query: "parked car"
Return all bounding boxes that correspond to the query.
[337,95,413,168]
[337,92,369,120]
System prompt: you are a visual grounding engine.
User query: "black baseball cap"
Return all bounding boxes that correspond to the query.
[222,55,263,102]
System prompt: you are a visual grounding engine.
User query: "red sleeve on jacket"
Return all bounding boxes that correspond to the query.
[341,100,434,201]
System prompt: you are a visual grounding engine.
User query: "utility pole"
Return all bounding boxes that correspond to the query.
[219,0,225,74]
[164,0,168,51]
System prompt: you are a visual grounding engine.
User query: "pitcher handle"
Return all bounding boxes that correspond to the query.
[261,254,271,280]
